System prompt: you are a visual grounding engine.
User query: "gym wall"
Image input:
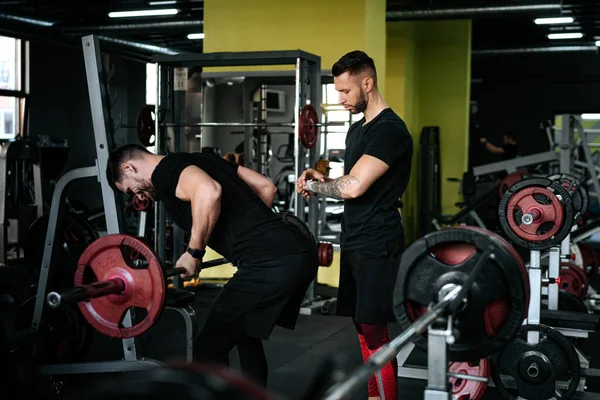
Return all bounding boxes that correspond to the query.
[28,41,146,214]
[470,50,600,167]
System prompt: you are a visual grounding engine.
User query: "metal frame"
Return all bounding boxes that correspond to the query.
[26,35,193,378]
[151,49,324,311]
[472,151,558,177]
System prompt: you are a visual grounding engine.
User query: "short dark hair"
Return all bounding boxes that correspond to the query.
[106,144,151,191]
[331,50,377,86]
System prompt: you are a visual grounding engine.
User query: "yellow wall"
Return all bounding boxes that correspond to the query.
[203,0,386,87]
[200,3,471,284]
[417,20,472,216]
[386,20,471,242]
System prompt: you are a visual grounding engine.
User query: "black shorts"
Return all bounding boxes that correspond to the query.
[200,251,319,340]
[336,236,404,325]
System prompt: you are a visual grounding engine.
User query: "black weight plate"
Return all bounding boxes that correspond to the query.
[558,289,588,313]
[24,212,98,290]
[491,324,580,400]
[393,226,529,362]
[498,177,574,250]
[547,173,589,225]
[13,296,93,364]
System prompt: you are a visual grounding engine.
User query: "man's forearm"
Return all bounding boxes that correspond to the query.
[188,192,221,251]
[308,175,360,200]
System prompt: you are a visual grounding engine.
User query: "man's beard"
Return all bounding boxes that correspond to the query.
[352,90,368,114]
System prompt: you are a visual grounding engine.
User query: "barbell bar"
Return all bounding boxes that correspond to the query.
[46,256,229,309]
[137,103,341,148]
[160,121,346,128]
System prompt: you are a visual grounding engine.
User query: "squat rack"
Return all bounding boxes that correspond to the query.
[150,49,324,310]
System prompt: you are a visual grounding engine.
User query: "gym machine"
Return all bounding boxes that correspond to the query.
[18,35,198,383]
[393,114,600,399]
[149,49,330,314]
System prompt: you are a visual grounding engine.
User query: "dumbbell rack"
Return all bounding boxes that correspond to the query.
[29,35,165,378]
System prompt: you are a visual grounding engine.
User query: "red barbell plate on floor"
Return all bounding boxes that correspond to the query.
[449,357,491,400]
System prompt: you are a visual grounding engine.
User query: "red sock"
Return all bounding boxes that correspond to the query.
[358,333,379,397]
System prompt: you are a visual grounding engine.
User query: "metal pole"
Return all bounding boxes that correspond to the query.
[162,121,340,128]
[293,57,303,218]
[322,286,460,400]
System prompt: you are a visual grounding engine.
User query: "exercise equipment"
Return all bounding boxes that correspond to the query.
[449,358,490,400]
[395,226,529,361]
[46,234,229,338]
[547,173,589,226]
[136,105,156,147]
[0,137,45,265]
[498,171,532,198]
[321,225,530,400]
[14,295,94,364]
[67,362,277,400]
[135,103,341,150]
[559,262,588,300]
[576,242,598,283]
[24,211,99,289]
[498,176,574,250]
[491,324,581,400]
[417,126,441,236]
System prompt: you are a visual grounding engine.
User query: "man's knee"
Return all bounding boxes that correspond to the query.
[360,323,389,350]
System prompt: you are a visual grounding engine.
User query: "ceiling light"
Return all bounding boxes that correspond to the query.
[149,1,177,4]
[596,40,600,46]
[535,17,574,25]
[0,13,54,26]
[582,114,600,120]
[108,9,178,18]
[187,33,204,40]
[548,32,583,39]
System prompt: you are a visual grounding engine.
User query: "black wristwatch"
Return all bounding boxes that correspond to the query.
[187,247,205,259]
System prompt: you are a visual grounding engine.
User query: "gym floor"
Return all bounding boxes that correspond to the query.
[55,282,600,400]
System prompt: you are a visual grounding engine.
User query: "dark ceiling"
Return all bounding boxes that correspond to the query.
[0,0,599,61]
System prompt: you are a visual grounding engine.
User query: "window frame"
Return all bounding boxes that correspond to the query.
[0,37,29,141]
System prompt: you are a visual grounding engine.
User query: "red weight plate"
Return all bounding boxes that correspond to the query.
[136,105,156,147]
[318,242,333,266]
[577,243,599,282]
[449,358,491,400]
[505,186,565,242]
[498,171,532,198]
[132,195,151,212]
[465,226,530,331]
[299,105,318,148]
[559,262,588,300]
[74,234,166,338]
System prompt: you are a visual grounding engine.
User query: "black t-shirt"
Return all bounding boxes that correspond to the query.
[151,152,311,265]
[341,108,413,250]
[502,143,518,160]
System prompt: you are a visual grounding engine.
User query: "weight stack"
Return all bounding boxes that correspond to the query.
[417,126,441,237]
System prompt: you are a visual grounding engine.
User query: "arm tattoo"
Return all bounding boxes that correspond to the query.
[310,176,360,199]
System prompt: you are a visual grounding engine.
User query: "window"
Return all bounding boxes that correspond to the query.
[146,63,157,106]
[320,83,362,154]
[0,35,26,140]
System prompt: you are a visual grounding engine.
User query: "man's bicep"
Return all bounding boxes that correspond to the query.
[349,155,390,186]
